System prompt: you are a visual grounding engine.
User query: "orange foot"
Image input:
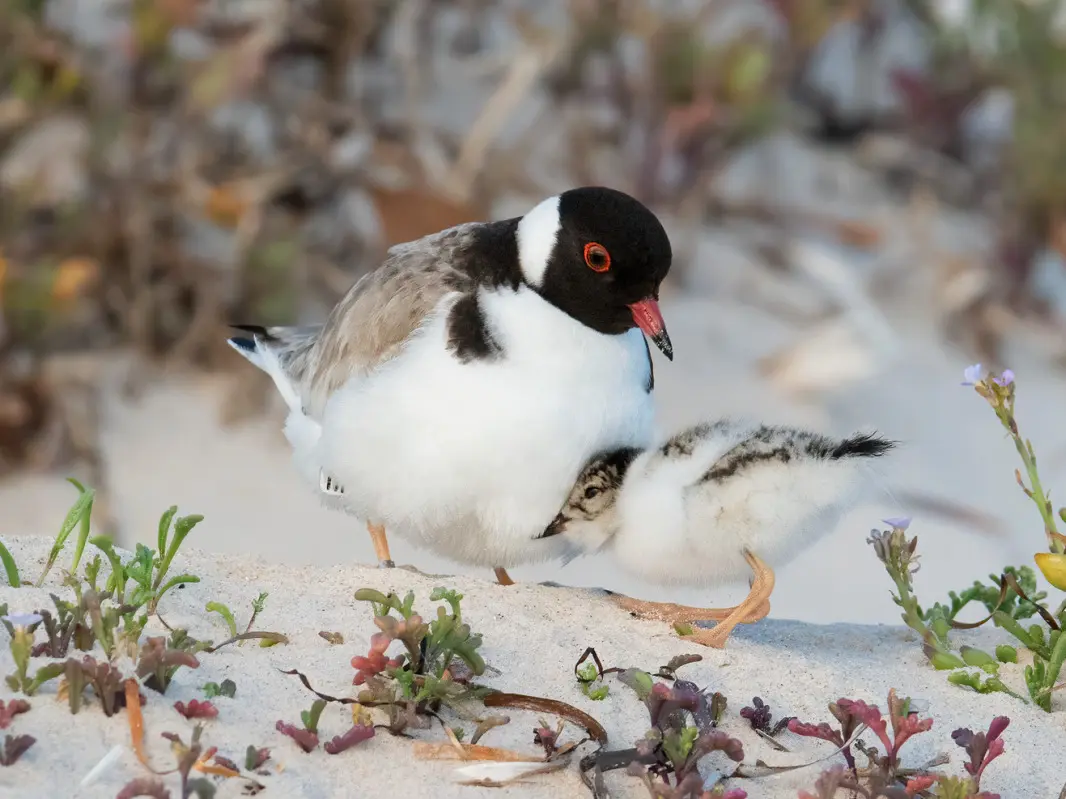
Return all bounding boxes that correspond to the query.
[606,550,775,649]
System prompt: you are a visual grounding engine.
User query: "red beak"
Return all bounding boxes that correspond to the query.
[628,297,673,361]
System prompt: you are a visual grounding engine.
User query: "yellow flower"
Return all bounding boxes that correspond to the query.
[1034,552,1066,591]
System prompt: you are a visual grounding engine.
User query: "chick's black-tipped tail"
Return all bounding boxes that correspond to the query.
[830,432,895,460]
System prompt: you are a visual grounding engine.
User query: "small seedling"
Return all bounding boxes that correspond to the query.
[3,613,65,695]
[206,591,270,647]
[323,723,375,754]
[95,505,202,616]
[245,746,271,771]
[29,598,92,657]
[37,479,95,587]
[0,734,35,766]
[0,699,30,730]
[576,649,742,799]
[301,699,326,734]
[740,696,793,750]
[160,726,220,798]
[276,699,328,753]
[793,696,1009,799]
[75,656,134,717]
[202,679,236,699]
[618,671,744,799]
[952,716,1009,792]
[576,660,610,701]
[174,699,218,720]
[349,586,488,734]
[136,636,201,694]
[276,720,319,753]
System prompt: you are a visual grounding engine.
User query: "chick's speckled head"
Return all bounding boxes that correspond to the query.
[542,447,642,542]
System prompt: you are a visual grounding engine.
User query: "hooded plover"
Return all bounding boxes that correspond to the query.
[228,186,674,576]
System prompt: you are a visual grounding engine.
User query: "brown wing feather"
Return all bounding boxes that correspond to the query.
[298,224,480,415]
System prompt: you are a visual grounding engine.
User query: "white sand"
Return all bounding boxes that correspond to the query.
[0,534,1063,798]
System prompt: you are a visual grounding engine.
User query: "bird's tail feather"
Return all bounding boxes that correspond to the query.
[227,325,305,414]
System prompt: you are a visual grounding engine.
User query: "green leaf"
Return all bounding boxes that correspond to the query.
[429,587,463,619]
[301,699,326,734]
[927,649,968,671]
[582,682,609,701]
[155,574,199,606]
[1035,627,1066,710]
[205,601,238,638]
[84,555,101,591]
[90,536,127,603]
[153,513,202,591]
[157,506,177,560]
[29,661,65,694]
[66,478,94,575]
[996,644,1019,663]
[251,591,269,615]
[618,669,654,701]
[960,646,999,672]
[126,544,155,588]
[992,610,1047,658]
[38,484,95,586]
[203,678,236,699]
[576,662,599,683]
[0,538,21,587]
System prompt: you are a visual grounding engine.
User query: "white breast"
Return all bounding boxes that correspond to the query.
[316,286,656,567]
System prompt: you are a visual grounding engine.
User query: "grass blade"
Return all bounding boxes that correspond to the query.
[0,539,21,587]
[37,483,95,587]
[67,479,95,575]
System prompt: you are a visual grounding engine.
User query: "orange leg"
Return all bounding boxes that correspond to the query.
[607,550,775,649]
[494,567,516,586]
[367,522,394,568]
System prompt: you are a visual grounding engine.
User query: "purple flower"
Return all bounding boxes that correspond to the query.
[992,369,1014,387]
[882,517,912,531]
[962,364,984,386]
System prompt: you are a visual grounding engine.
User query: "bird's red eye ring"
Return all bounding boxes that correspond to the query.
[584,242,611,273]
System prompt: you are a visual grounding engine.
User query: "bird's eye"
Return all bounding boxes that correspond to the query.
[584,485,601,499]
[583,242,611,273]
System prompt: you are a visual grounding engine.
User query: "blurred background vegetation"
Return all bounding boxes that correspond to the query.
[2,0,1066,504]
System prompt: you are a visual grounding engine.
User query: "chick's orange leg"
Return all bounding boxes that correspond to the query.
[607,550,775,647]
[494,567,516,586]
[682,550,776,649]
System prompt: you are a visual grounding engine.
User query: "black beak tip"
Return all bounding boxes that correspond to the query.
[540,518,564,539]
[654,332,674,361]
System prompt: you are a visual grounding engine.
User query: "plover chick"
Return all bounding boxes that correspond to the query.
[543,420,894,647]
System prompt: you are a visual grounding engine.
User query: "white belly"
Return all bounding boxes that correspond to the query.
[316,287,656,566]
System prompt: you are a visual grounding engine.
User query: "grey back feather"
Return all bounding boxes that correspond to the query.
[259,224,483,417]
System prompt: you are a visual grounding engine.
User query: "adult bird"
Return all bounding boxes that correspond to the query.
[227,186,674,581]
